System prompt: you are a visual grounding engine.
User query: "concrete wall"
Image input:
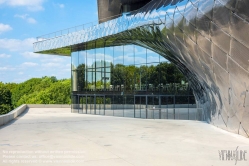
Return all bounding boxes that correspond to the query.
[0,104,72,127]
[0,104,27,127]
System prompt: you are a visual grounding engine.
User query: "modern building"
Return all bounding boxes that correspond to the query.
[34,0,249,137]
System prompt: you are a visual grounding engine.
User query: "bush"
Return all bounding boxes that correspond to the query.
[0,83,12,115]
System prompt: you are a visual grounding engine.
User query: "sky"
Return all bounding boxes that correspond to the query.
[0,0,98,83]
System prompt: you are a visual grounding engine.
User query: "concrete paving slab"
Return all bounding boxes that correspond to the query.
[0,108,248,166]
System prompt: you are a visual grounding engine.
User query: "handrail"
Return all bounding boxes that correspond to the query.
[36,13,124,41]
[35,6,149,42]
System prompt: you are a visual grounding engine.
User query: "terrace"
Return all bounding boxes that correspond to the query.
[1,105,249,166]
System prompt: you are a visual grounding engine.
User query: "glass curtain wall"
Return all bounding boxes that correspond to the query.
[71,42,198,120]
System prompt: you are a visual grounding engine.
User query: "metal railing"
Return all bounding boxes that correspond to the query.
[36,13,124,42]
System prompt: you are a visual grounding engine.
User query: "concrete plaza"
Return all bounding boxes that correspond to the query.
[0,108,248,166]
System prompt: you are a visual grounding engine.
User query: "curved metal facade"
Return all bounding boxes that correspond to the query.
[97,0,152,23]
[34,0,249,137]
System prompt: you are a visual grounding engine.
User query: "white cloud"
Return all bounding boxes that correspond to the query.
[21,51,41,58]
[53,3,64,9]
[59,4,64,8]
[21,52,68,64]
[15,14,37,24]
[0,66,15,71]
[41,62,60,67]
[40,56,65,63]
[0,0,5,4]
[0,53,11,58]
[0,23,12,34]
[21,62,38,67]
[0,38,36,51]
[0,67,9,71]
[27,17,36,24]
[1,0,45,11]
[18,72,24,75]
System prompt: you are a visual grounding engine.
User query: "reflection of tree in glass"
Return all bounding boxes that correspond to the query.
[110,62,186,89]
[111,64,125,86]
[77,64,85,91]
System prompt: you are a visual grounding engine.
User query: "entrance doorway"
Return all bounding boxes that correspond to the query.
[76,94,199,120]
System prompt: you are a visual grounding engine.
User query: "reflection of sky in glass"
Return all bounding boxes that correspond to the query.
[79,51,86,65]
[77,45,169,67]
[71,52,78,70]
[87,49,95,67]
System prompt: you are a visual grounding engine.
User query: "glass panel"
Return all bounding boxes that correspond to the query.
[71,51,79,70]
[81,96,87,114]
[147,63,159,93]
[78,96,83,114]
[140,96,146,118]
[71,95,79,113]
[160,56,168,63]
[134,65,141,92]
[159,62,168,94]
[96,96,105,115]
[134,96,147,118]
[72,70,78,92]
[147,49,160,64]
[189,95,197,120]
[161,96,168,119]
[95,42,105,92]
[167,96,175,119]
[135,96,141,118]
[124,45,135,94]
[134,45,146,65]
[124,95,134,118]
[86,43,96,92]
[112,46,125,92]
[87,96,95,115]
[147,96,160,119]
[113,95,124,117]
[125,65,136,94]
[104,45,114,91]
[124,45,135,66]
[175,96,189,120]
[153,95,160,119]
[105,95,113,116]
[78,51,86,91]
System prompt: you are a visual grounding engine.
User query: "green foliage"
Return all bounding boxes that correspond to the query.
[110,62,185,87]
[111,64,125,85]
[13,77,71,106]
[0,77,71,115]
[76,64,85,91]
[0,82,12,114]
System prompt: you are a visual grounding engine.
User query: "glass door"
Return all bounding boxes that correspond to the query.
[161,96,168,119]
[87,96,95,114]
[80,95,87,114]
[167,96,175,119]
[96,95,105,115]
[147,95,160,119]
[134,96,141,118]
[134,96,146,118]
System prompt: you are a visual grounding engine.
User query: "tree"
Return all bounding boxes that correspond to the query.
[0,83,12,115]
[11,77,71,107]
